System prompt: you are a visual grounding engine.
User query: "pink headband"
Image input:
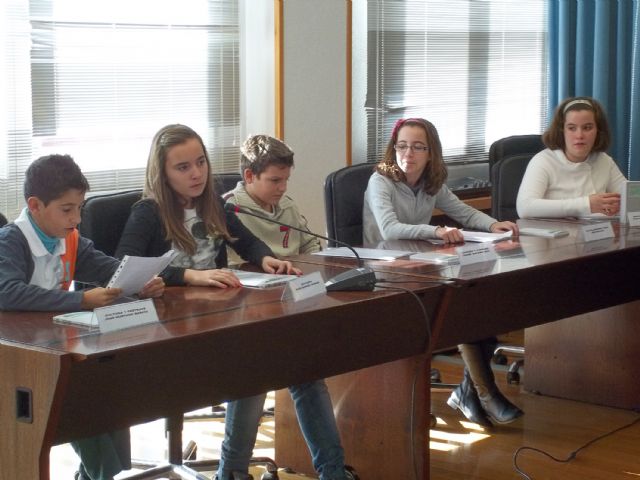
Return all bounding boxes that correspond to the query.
[391,118,422,141]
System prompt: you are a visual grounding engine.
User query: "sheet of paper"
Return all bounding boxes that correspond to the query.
[460,230,513,243]
[53,311,97,328]
[107,250,176,297]
[409,251,460,264]
[312,247,414,260]
[230,270,298,288]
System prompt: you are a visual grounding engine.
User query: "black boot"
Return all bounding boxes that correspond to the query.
[446,367,493,428]
[460,341,523,425]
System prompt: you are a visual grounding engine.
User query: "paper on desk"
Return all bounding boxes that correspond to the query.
[409,251,460,264]
[230,270,298,288]
[427,230,513,245]
[312,247,414,260]
[460,230,513,242]
[53,310,97,328]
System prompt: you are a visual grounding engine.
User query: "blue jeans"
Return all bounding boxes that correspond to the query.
[217,380,348,480]
[71,430,131,480]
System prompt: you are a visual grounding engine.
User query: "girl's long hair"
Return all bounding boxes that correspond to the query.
[144,124,231,255]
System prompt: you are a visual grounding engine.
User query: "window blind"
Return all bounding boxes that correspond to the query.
[365,0,548,164]
[1,0,239,221]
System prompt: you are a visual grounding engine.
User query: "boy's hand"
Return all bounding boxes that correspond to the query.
[261,256,302,275]
[81,287,122,309]
[139,276,165,298]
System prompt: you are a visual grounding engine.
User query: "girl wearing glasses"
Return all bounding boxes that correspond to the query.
[363,117,522,428]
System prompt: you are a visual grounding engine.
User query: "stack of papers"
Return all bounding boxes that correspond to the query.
[53,311,97,328]
[519,227,569,238]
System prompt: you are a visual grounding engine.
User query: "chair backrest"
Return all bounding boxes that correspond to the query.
[489,135,545,221]
[213,173,242,196]
[324,163,376,247]
[79,190,143,256]
[79,175,240,256]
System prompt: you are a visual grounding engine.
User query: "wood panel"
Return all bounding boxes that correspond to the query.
[525,300,640,409]
[275,355,429,479]
[0,342,66,480]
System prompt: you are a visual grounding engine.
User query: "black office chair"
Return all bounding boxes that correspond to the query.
[79,190,143,256]
[79,189,278,479]
[489,134,545,222]
[488,134,545,383]
[324,163,376,247]
[214,172,242,196]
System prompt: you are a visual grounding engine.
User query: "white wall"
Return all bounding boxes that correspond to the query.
[281,0,348,235]
[240,0,275,140]
[240,0,349,235]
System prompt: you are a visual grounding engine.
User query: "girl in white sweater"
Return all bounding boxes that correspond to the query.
[517,97,626,219]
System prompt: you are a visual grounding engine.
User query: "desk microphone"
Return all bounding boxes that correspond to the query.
[224,203,376,291]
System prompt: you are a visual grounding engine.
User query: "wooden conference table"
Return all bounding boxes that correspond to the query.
[2,218,640,480]
[0,263,444,480]
[275,217,640,479]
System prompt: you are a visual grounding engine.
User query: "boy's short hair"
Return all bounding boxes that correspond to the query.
[24,154,90,205]
[240,134,294,176]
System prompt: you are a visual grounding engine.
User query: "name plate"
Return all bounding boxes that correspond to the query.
[455,243,498,266]
[95,299,160,334]
[579,222,615,242]
[627,212,640,227]
[282,271,326,303]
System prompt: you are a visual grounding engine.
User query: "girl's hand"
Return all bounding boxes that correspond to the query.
[81,287,122,309]
[589,192,621,215]
[139,276,165,298]
[435,226,464,244]
[261,256,302,275]
[184,268,242,288]
[490,221,519,236]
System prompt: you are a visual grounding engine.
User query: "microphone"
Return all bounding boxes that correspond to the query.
[224,203,376,291]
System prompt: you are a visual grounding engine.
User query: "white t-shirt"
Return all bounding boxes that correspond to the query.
[170,208,224,269]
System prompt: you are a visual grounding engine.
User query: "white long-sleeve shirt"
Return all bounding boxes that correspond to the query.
[516,149,626,218]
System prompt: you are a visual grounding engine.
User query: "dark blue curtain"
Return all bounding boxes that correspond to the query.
[548,0,640,179]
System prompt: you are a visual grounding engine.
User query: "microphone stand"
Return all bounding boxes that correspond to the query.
[225,204,377,291]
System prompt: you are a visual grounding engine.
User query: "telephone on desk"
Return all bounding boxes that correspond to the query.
[447,176,491,198]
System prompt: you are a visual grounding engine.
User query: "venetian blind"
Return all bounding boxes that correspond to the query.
[1,0,239,221]
[365,0,548,164]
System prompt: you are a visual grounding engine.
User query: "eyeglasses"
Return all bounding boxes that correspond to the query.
[394,144,430,153]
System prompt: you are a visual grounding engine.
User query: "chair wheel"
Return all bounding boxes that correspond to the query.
[260,473,278,480]
[430,414,437,428]
[493,353,508,365]
[507,371,520,384]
